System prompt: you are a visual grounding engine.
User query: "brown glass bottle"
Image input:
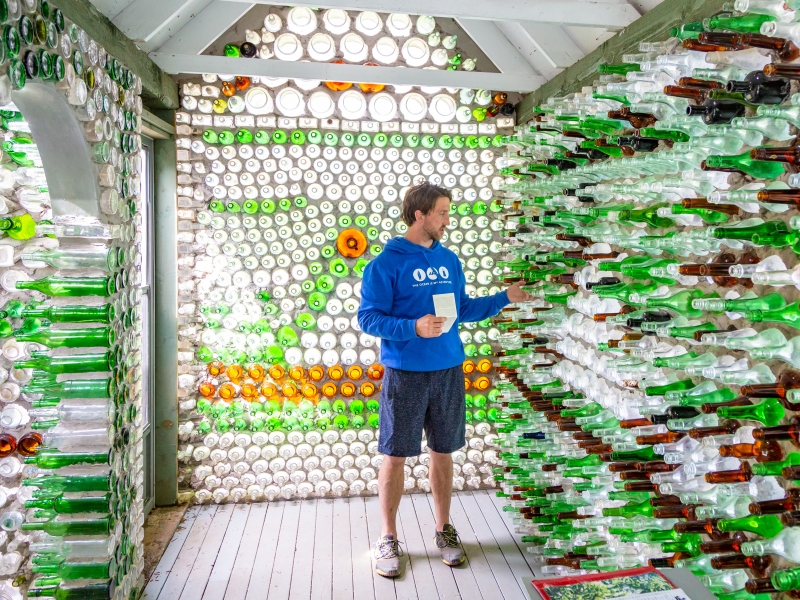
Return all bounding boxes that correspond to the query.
[753,421,800,447]
[674,519,725,538]
[740,33,800,61]
[711,554,771,577]
[636,461,677,473]
[700,535,745,554]
[700,397,753,414]
[636,432,685,445]
[745,578,778,595]
[619,418,653,429]
[650,494,682,507]
[678,77,724,90]
[751,146,800,165]
[608,109,657,129]
[764,63,800,80]
[607,461,640,472]
[654,504,698,519]
[683,39,742,52]
[749,489,800,515]
[663,85,708,102]
[743,370,800,399]
[17,432,42,456]
[649,553,693,568]
[680,199,741,216]
[689,421,741,439]
[705,463,753,483]
[754,188,800,205]
[718,440,784,462]
[677,251,755,288]
[0,434,16,457]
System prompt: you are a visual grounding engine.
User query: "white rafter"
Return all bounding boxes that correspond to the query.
[149,53,546,91]
[455,19,539,75]
[216,0,641,28]
[518,23,586,70]
[154,1,256,54]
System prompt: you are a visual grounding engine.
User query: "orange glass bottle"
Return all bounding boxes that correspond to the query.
[463,360,476,375]
[269,365,286,381]
[308,365,325,382]
[207,361,225,376]
[340,382,356,397]
[221,81,236,97]
[248,365,265,382]
[301,383,318,399]
[367,364,384,381]
[347,365,363,380]
[240,383,259,400]
[358,63,385,93]
[198,382,216,398]
[719,440,784,462]
[234,76,251,91]
[226,364,244,381]
[289,366,306,382]
[476,359,493,374]
[218,383,239,401]
[473,376,491,392]
[321,382,337,398]
[328,365,344,381]
[360,382,376,396]
[325,60,353,91]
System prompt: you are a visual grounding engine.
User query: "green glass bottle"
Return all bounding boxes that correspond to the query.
[218,130,234,145]
[26,494,113,515]
[235,129,253,144]
[27,580,113,599]
[717,398,785,427]
[703,152,786,179]
[24,449,111,469]
[23,378,111,399]
[21,304,114,324]
[21,473,111,494]
[14,326,114,348]
[704,14,776,33]
[15,276,114,297]
[751,452,800,476]
[0,213,37,239]
[718,514,783,538]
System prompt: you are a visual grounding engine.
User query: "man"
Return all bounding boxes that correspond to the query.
[358,183,531,577]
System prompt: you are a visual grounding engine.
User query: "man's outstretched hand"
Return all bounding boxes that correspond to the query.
[506,281,533,303]
[416,314,447,338]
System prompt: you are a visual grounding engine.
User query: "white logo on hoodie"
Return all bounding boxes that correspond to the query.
[413,266,450,282]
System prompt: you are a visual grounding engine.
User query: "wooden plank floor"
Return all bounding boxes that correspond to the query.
[146,491,537,600]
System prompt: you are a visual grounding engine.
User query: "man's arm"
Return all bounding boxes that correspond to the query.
[357,262,418,341]
[457,261,510,323]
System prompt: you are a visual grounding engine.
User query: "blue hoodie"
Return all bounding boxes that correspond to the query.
[358,237,509,372]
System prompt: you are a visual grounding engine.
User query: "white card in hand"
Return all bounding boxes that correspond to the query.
[432,293,457,333]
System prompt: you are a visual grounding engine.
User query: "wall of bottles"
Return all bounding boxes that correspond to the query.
[174,7,518,503]
[495,8,800,596]
[0,0,146,598]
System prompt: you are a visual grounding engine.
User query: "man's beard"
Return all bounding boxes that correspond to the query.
[423,221,444,241]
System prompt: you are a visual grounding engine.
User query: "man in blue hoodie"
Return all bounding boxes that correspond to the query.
[359,183,530,577]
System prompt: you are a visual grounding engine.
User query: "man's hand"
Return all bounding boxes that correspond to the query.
[416,314,447,338]
[506,281,533,303]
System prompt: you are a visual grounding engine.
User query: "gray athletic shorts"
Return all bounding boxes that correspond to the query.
[377,364,466,457]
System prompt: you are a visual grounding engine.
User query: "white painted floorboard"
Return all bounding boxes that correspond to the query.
[148,492,536,600]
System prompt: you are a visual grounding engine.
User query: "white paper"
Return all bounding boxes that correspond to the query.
[432,293,457,333]
[608,589,691,600]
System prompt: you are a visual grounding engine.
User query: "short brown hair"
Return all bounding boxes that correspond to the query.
[401,183,452,226]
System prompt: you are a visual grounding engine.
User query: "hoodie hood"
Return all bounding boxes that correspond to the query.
[383,236,442,255]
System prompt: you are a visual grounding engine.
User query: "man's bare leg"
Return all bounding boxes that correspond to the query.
[429,449,453,530]
[379,455,406,537]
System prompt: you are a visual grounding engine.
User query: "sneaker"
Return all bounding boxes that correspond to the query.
[434,524,466,566]
[374,534,404,578]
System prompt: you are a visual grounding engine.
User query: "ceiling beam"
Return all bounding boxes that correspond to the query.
[51,0,178,108]
[149,53,546,91]
[155,0,255,54]
[455,19,538,75]
[518,23,585,70]
[217,0,641,29]
[516,0,727,123]
[113,0,204,43]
